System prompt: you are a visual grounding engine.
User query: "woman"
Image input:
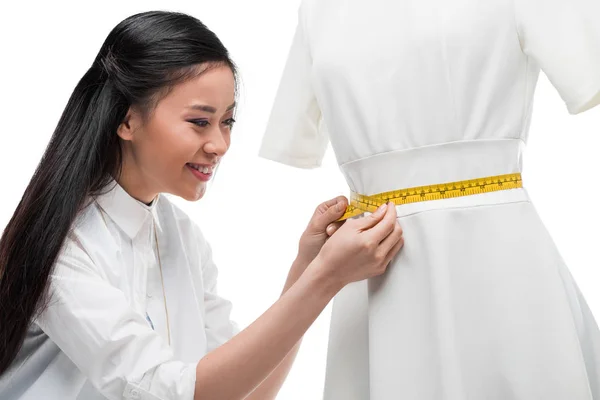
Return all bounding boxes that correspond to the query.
[0,11,405,400]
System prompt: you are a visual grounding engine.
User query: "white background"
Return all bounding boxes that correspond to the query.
[0,1,599,399]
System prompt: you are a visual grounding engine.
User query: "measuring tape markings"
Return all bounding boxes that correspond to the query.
[338,173,523,221]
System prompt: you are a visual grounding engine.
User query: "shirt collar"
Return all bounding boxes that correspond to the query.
[94,179,162,239]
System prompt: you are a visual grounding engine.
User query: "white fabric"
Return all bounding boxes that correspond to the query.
[259,0,600,398]
[0,181,239,400]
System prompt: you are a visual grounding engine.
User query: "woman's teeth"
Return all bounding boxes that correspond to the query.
[188,164,212,174]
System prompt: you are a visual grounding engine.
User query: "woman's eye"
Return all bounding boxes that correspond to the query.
[189,118,235,128]
[223,118,236,128]
[189,119,210,128]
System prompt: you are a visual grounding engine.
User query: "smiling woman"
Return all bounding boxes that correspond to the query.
[114,64,238,203]
[0,9,404,400]
[0,10,242,399]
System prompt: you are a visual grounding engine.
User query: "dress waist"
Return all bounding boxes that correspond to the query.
[339,139,529,217]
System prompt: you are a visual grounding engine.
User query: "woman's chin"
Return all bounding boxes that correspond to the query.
[179,183,207,202]
[166,177,207,202]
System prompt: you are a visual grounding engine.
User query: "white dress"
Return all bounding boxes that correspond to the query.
[258,0,600,398]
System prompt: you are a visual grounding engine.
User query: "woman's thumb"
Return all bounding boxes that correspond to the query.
[331,199,348,218]
[317,200,347,227]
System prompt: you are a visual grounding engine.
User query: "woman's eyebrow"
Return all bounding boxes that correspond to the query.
[187,102,236,113]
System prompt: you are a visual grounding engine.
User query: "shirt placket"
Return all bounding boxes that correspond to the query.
[143,217,170,345]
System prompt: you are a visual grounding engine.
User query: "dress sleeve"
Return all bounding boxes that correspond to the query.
[196,227,240,352]
[35,238,197,400]
[258,3,329,168]
[515,0,600,114]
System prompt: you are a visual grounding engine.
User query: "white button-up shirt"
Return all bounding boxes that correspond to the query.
[0,180,239,399]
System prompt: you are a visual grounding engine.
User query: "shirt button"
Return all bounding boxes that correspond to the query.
[129,389,141,399]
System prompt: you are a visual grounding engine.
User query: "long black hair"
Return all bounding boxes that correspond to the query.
[0,11,238,374]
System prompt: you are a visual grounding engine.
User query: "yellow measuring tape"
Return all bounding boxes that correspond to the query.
[338,172,523,221]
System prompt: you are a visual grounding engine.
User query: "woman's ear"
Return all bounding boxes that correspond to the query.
[117,107,142,142]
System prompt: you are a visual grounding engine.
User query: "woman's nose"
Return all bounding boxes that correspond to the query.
[203,128,229,156]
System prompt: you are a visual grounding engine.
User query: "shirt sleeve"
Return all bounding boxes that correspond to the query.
[258,3,329,168]
[515,0,600,114]
[35,237,197,400]
[196,227,240,352]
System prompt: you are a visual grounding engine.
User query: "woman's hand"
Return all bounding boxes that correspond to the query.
[309,201,404,290]
[296,195,349,265]
[195,203,402,400]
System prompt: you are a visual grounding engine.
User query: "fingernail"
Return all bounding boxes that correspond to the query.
[336,202,343,212]
[375,203,386,215]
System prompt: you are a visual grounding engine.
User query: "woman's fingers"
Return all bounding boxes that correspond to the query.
[313,195,347,218]
[382,236,404,270]
[326,221,344,236]
[311,196,348,231]
[315,201,404,286]
[353,202,388,230]
[364,202,397,242]
[378,221,404,261]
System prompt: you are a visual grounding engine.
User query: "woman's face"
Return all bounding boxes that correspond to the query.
[117,64,236,203]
